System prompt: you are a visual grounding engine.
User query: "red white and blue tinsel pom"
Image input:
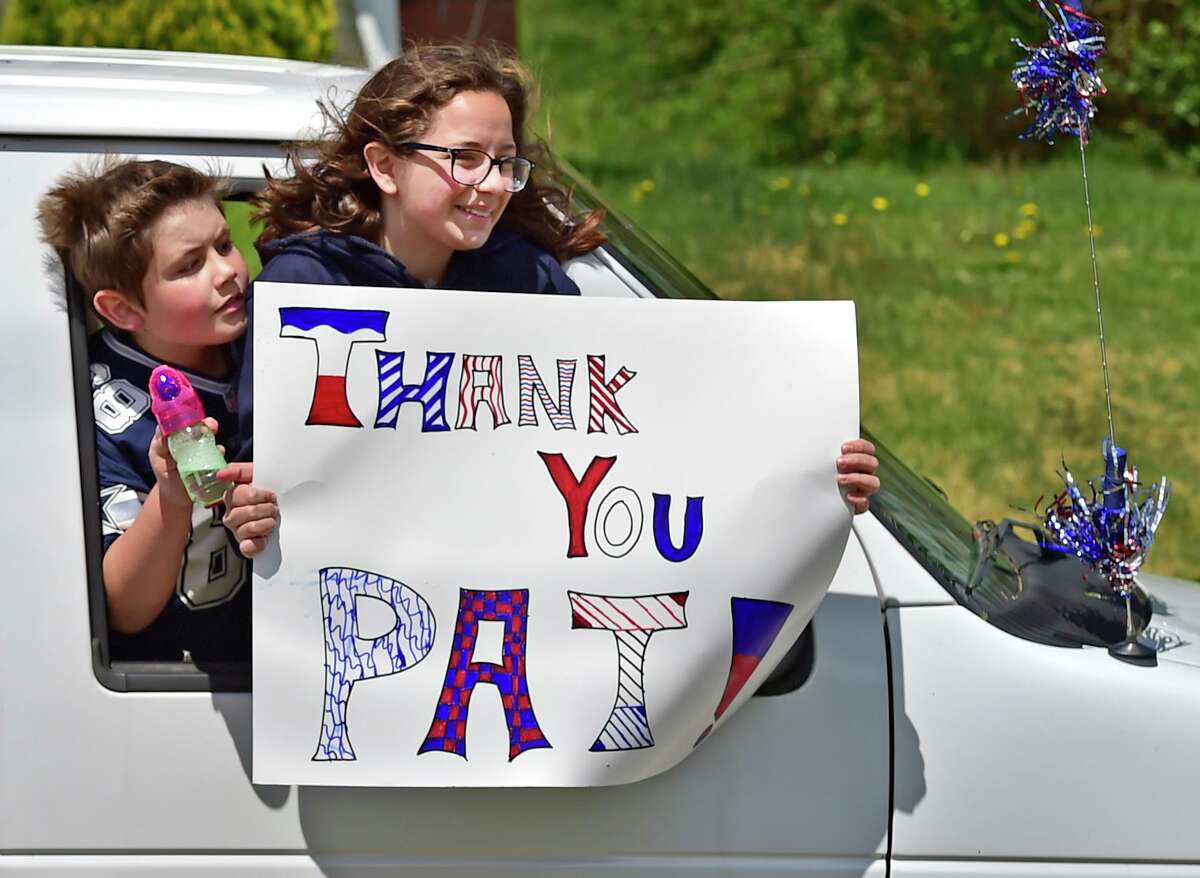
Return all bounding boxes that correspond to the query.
[1042,441,1171,597]
[1011,0,1106,144]
[1012,2,1172,594]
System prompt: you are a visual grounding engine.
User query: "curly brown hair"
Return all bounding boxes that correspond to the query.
[252,42,605,262]
[37,158,226,307]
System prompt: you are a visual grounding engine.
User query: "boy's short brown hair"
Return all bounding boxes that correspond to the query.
[38,159,228,308]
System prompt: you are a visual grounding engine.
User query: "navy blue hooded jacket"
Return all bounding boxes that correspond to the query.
[234,229,579,459]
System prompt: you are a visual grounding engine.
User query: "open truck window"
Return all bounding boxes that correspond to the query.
[71,191,263,692]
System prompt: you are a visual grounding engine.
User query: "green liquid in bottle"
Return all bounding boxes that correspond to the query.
[167,423,233,507]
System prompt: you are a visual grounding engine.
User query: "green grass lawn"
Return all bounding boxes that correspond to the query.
[549,151,1199,580]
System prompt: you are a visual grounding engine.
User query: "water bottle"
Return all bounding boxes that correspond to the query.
[148,365,233,507]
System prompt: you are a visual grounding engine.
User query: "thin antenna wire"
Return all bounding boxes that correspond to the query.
[1078,136,1116,447]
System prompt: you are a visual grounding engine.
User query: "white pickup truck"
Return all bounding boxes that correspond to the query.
[2,45,1199,877]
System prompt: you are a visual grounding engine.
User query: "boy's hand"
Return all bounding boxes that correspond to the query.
[837,438,880,515]
[218,461,279,558]
[148,416,219,511]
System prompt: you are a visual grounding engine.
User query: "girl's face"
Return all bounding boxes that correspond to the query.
[384,89,517,280]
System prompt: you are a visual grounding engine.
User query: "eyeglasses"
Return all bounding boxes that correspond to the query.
[400,142,535,193]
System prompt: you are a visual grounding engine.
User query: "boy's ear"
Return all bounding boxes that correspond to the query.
[93,289,146,331]
[363,141,401,196]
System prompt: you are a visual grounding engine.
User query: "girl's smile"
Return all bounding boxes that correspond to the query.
[457,203,497,223]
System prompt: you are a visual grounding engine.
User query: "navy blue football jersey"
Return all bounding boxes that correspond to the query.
[90,330,250,662]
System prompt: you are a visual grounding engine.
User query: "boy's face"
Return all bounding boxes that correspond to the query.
[136,198,248,355]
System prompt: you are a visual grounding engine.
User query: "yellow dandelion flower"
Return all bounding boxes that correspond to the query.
[631,178,656,204]
[1005,251,1022,264]
[1020,202,1038,217]
[1085,224,1103,237]
[769,176,792,192]
[1014,226,1029,240]
[915,182,931,197]
[832,212,849,226]
[1017,218,1037,234]
[871,196,889,211]
[993,232,1010,247]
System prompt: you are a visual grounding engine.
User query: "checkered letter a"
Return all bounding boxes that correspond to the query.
[418,589,551,761]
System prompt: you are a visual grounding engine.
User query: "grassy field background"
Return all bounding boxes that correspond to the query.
[522,7,1199,579]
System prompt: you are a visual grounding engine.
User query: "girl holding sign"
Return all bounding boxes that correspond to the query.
[221,43,878,554]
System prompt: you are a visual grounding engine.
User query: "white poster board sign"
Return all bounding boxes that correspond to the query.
[252,283,857,787]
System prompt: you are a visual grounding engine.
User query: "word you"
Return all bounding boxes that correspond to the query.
[539,452,703,563]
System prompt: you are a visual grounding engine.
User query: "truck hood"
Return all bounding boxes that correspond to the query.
[1140,572,1200,668]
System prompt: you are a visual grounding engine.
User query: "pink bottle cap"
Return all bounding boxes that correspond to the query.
[149,365,206,435]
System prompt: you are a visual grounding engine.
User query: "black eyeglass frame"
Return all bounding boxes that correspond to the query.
[399,142,535,192]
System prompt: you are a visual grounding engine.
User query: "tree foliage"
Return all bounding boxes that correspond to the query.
[1,0,336,63]
[1104,0,1200,171]
[523,0,1200,169]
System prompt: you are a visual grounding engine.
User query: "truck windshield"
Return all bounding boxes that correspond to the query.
[867,429,1147,647]
[561,159,717,301]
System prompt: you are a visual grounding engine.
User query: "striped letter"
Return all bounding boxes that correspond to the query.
[518,355,576,430]
[280,307,388,428]
[314,567,436,761]
[539,452,616,558]
[587,355,638,435]
[374,350,453,432]
[455,354,511,430]
[653,493,704,562]
[569,591,689,751]
[419,589,551,761]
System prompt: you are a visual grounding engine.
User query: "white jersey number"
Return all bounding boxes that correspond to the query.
[92,373,151,436]
[178,504,249,609]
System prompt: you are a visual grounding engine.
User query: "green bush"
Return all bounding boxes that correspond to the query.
[522,0,1200,170]
[625,0,1042,163]
[1100,0,1200,172]
[1,0,336,63]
